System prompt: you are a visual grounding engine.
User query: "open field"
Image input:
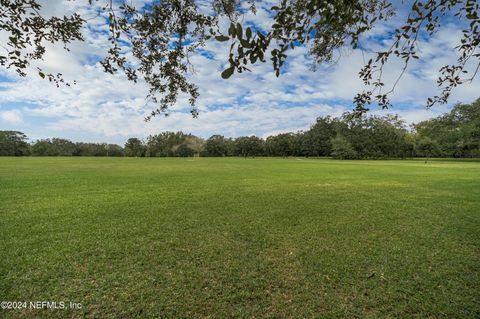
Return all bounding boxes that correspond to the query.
[1,157,479,318]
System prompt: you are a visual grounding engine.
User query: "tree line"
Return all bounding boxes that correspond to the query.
[1,99,479,159]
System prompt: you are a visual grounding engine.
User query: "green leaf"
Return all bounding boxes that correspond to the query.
[240,39,250,48]
[38,71,45,79]
[221,66,235,79]
[228,23,236,36]
[215,35,230,42]
[236,23,243,39]
[246,27,252,39]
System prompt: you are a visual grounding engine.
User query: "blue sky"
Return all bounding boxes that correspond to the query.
[0,0,479,145]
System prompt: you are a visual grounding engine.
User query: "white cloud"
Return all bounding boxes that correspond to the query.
[0,1,478,143]
[0,110,24,125]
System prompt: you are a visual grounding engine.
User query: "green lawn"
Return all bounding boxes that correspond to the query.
[1,157,479,318]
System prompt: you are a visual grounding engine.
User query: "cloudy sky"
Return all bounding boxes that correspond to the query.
[0,0,478,144]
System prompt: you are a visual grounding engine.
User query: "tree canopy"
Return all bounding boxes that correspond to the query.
[414,98,480,157]
[0,130,29,156]
[2,98,479,158]
[1,0,478,118]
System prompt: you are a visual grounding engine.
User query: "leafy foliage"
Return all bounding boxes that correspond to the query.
[1,98,479,159]
[414,98,480,157]
[357,0,480,113]
[1,1,478,117]
[0,0,84,86]
[124,138,146,157]
[338,114,413,158]
[27,138,124,156]
[31,138,77,156]
[234,135,265,157]
[302,116,339,156]
[414,136,440,158]
[218,0,479,114]
[331,135,358,159]
[0,130,29,155]
[146,131,204,157]
[266,133,296,157]
[75,142,124,156]
[205,134,231,156]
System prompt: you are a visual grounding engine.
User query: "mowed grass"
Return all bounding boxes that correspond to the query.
[1,157,479,318]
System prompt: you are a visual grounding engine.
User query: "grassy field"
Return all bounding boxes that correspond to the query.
[1,157,479,318]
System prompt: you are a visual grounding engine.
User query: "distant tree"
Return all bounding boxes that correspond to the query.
[304,116,338,156]
[145,132,204,157]
[31,140,50,156]
[95,143,109,156]
[367,115,412,158]
[265,133,296,157]
[331,135,358,160]
[205,135,229,157]
[51,138,76,156]
[414,98,480,158]
[74,142,109,156]
[124,138,146,157]
[2,98,477,159]
[235,136,264,157]
[289,131,309,157]
[173,143,195,157]
[337,114,412,159]
[31,138,76,156]
[414,137,441,161]
[106,144,124,157]
[183,136,205,157]
[74,143,88,156]
[147,132,188,157]
[225,137,237,156]
[0,131,29,156]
